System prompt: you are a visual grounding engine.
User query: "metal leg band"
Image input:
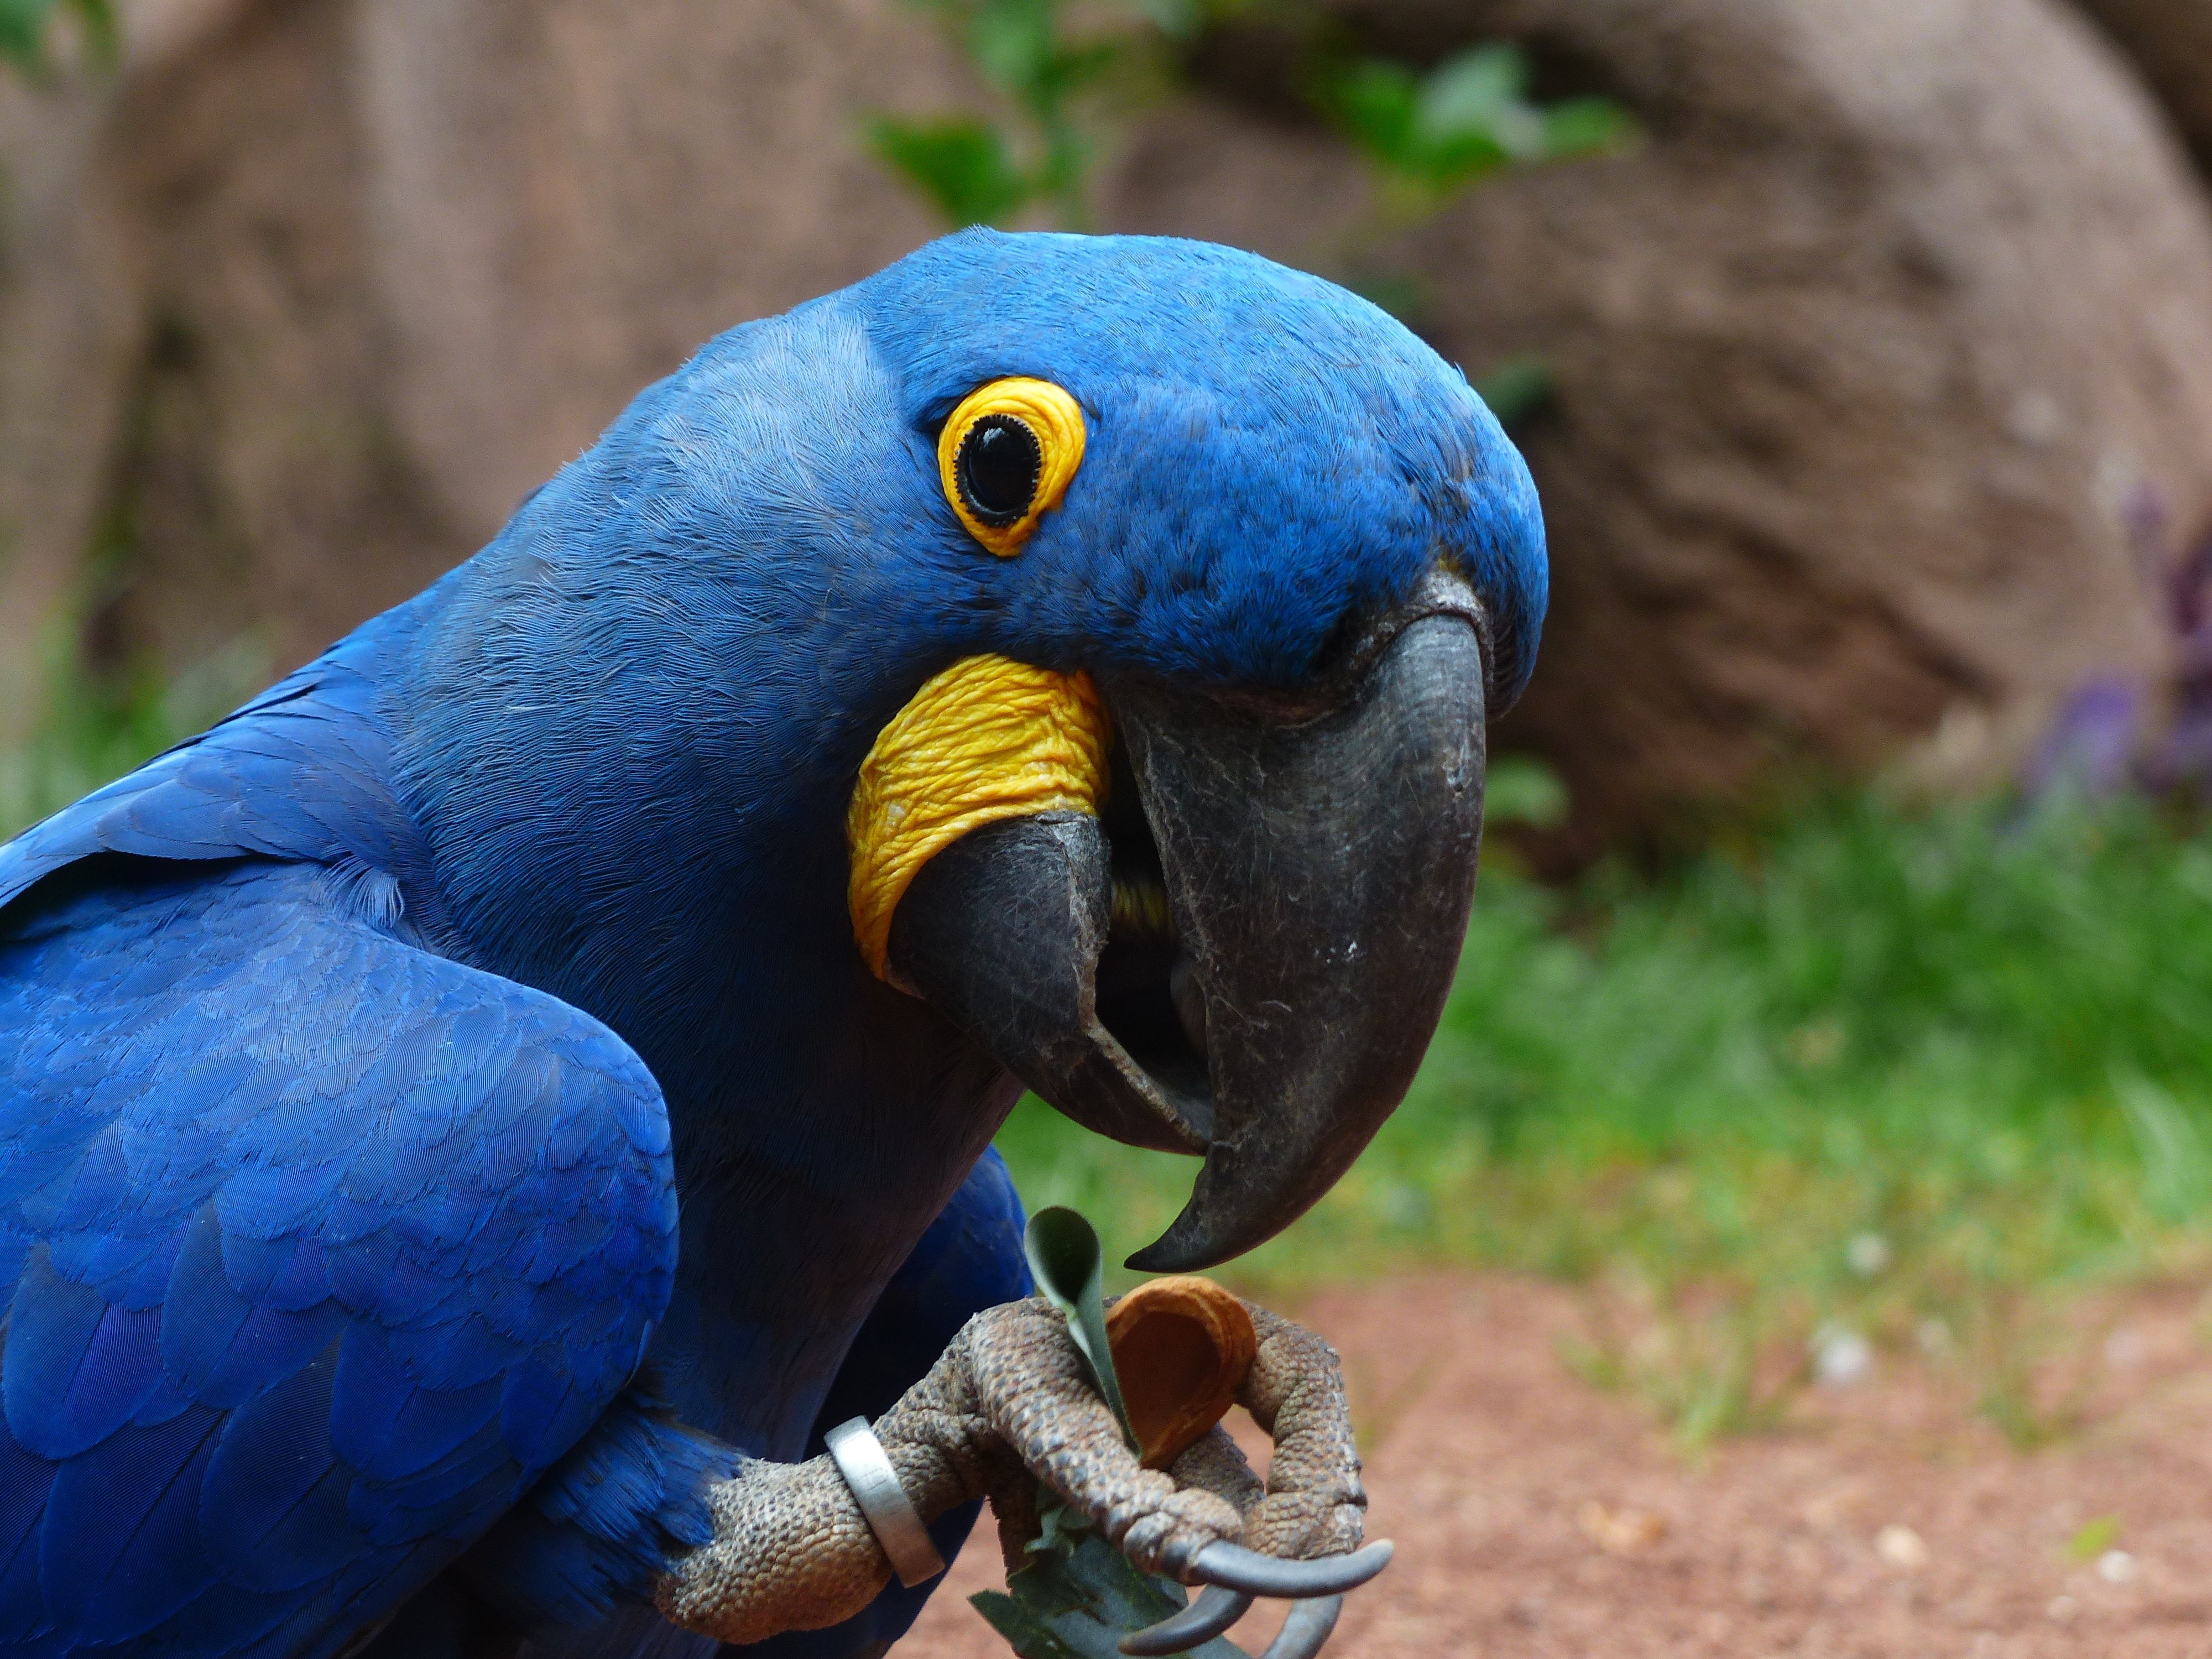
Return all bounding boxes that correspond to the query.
[823,1416,949,1588]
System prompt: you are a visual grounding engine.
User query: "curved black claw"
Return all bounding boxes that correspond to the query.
[1258,1594,1344,1659]
[1120,1584,1253,1657]
[1190,1540,1395,1599]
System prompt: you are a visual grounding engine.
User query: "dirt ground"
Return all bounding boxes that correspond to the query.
[899,1272,2212,1658]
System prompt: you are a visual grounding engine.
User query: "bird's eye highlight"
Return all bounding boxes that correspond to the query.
[937,377,1086,556]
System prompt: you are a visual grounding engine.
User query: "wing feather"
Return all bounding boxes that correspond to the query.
[0,859,680,1657]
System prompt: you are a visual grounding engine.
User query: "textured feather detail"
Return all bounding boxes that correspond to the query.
[458,1384,739,1632]
[0,859,679,1657]
[0,630,420,923]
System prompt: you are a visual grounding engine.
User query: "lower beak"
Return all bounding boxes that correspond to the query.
[890,573,1488,1270]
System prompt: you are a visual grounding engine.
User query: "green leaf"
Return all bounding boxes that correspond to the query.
[1542,95,1637,160]
[969,0,1059,97]
[0,0,50,66]
[1483,755,1570,828]
[1022,1208,1135,1448]
[1025,37,1123,114]
[1410,45,1536,181]
[2119,1074,2210,1223]
[1320,60,1420,172]
[971,1586,1093,1659]
[867,117,1035,227]
[1133,0,1204,40]
[1413,44,1527,149]
[974,1527,1250,1658]
[1312,40,1635,199]
[2067,1515,2121,1563]
[0,0,114,71]
[875,0,1125,229]
[69,0,110,60]
[1025,1496,1091,1557]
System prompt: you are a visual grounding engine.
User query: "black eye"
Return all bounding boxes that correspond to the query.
[955,415,1043,529]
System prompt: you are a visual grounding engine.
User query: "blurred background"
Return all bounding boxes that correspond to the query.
[4,1,2212,1651]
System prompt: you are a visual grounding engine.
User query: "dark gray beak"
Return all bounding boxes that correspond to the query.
[889,571,1488,1270]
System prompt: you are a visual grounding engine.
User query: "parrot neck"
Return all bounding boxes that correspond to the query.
[391,554,1020,1453]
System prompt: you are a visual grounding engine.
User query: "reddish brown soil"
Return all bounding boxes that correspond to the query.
[900,1273,2212,1658]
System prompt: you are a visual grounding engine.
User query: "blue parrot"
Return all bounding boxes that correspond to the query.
[0,231,1546,1658]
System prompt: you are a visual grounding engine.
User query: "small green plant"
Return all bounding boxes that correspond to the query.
[1559,1264,1811,1456]
[0,0,113,72]
[1310,38,1632,379]
[1954,1282,2103,1452]
[1483,754,1569,830]
[870,0,1156,228]
[1311,42,1631,218]
[2067,1515,2121,1564]
[870,2,1628,264]
[867,7,1628,428]
[869,118,1039,228]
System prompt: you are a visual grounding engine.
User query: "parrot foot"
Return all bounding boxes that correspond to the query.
[654,1293,1384,1655]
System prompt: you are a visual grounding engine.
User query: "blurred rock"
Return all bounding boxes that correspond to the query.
[1112,0,2212,852]
[2073,0,2212,172]
[0,0,962,738]
[6,0,2212,855]
[0,13,155,733]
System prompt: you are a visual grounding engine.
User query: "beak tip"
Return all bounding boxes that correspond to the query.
[1123,1190,1250,1274]
[1123,1204,1209,1274]
[1124,1240,1205,1274]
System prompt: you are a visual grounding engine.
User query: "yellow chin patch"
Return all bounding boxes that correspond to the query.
[847,654,1113,986]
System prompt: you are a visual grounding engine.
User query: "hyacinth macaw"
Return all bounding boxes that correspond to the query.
[0,231,1545,1659]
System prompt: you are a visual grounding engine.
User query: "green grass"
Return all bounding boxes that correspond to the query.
[999,790,2212,1447]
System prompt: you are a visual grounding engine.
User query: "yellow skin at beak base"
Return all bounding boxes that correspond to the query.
[846,655,1112,987]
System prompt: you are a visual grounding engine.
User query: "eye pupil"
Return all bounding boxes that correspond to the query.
[957,415,1043,529]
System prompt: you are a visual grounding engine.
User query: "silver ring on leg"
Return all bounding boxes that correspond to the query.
[824,1416,948,1588]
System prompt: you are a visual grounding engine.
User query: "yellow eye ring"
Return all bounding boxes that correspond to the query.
[936,378,1086,556]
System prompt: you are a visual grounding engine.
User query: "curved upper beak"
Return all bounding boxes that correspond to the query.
[888,571,1488,1270]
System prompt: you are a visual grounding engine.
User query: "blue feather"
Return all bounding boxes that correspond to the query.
[201,1351,357,1592]
[40,1405,226,1641]
[0,860,679,1655]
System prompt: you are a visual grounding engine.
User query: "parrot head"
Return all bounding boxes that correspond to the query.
[408,230,1545,1272]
